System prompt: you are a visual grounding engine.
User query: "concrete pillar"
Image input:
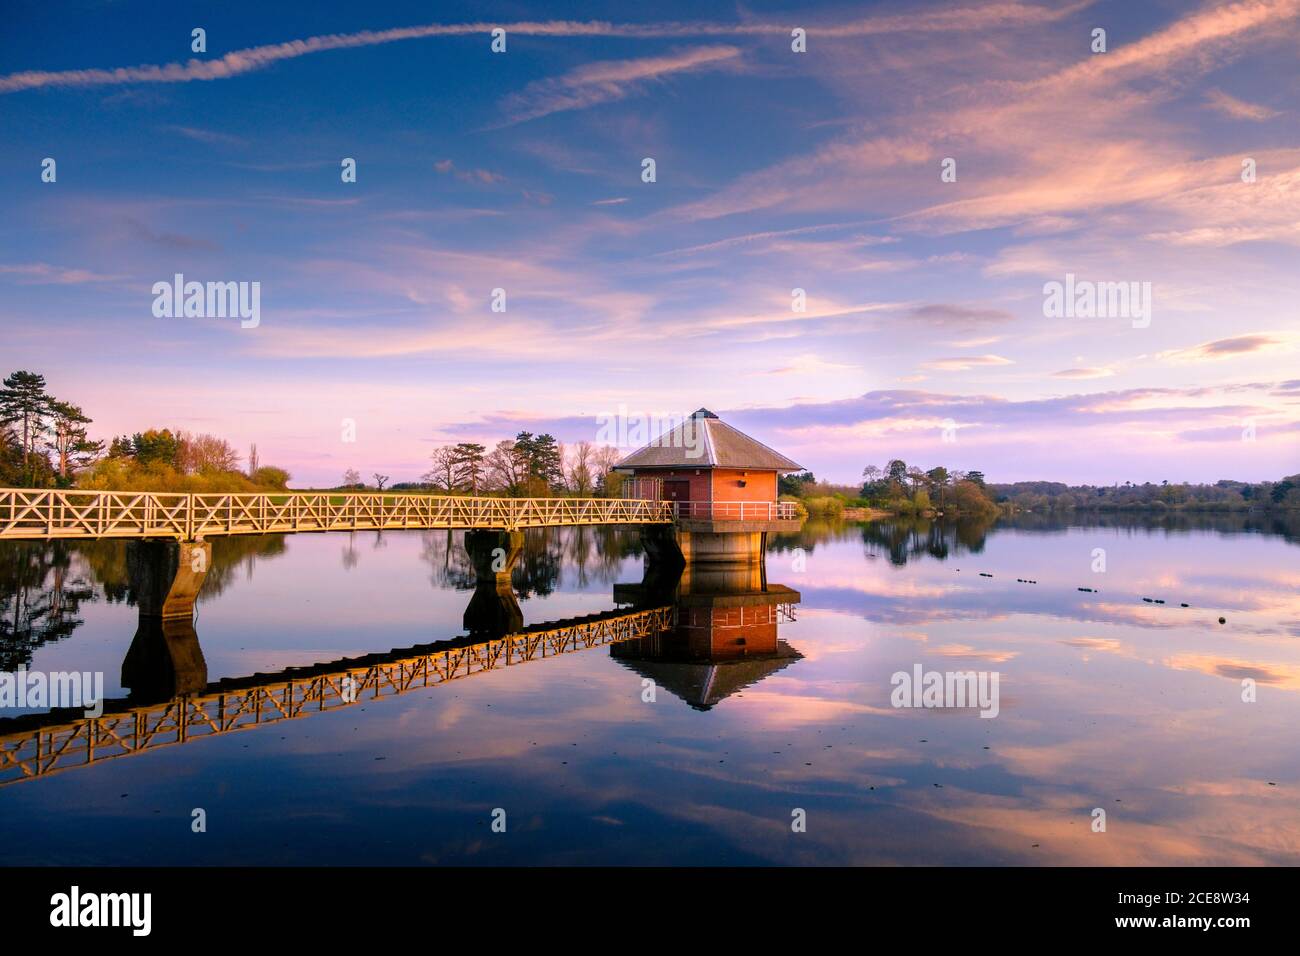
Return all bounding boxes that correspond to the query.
[641,525,766,566]
[676,530,766,564]
[463,530,524,583]
[121,538,211,701]
[126,539,211,619]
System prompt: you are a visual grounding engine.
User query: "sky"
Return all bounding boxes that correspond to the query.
[1,0,1298,487]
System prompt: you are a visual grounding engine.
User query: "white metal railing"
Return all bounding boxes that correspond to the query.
[672,500,800,521]
[0,489,675,540]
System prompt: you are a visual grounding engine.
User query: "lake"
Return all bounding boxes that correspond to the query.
[1,513,1297,865]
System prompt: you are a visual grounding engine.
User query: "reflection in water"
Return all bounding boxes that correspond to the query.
[0,535,801,786]
[614,562,801,710]
[121,616,207,701]
[1,515,1298,865]
[0,605,678,786]
[0,543,97,670]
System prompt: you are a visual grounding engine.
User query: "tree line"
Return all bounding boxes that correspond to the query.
[990,477,1300,512]
[0,369,290,492]
[339,435,627,497]
[779,459,998,517]
[778,455,1300,518]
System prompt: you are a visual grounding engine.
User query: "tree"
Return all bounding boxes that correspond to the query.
[247,443,260,478]
[424,447,459,492]
[565,441,595,495]
[486,440,527,495]
[859,464,887,499]
[49,401,102,480]
[0,371,53,479]
[925,466,951,509]
[951,479,997,516]
[342,468,362,489]
[780,470,816,496]
[177,432,240,473]
[452,442,486,494]
[513,431,563,493]
[966,470,986,487]
[131,429,181,468]
[251,466,291,489]
[906,466,927,495]
[591,445,623,497]
[108,436,134,459]
[372,473,390,491]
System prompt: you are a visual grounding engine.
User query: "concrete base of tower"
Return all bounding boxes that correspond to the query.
[642,521,792,566]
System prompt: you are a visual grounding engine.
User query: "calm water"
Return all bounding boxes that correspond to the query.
[1,514,1298,865]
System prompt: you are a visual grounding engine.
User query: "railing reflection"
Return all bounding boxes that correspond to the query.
[1,528,805,785]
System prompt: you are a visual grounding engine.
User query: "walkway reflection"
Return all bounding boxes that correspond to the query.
[0,535,803,786]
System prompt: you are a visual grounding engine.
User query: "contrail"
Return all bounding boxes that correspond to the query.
[0,5,1086,94]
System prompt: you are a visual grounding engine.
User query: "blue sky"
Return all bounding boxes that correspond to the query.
[2,0,1298,486]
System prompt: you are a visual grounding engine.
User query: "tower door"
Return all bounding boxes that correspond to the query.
[663,480,691,502]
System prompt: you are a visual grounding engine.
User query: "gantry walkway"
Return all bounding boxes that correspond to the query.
[0,488,675,540]
[0,605,675,786]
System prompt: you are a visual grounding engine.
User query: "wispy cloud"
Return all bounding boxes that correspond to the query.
[434,159,505,184]
[1204,87,1280,120]
[0,8,1081,95]
[0,263,126,284]
[1052,367,1116,380]
[163,125,247,147]
[908,304,1016,328]
[1158,333,1293,363]
[921,354,1015,371]
[497,46,742,125]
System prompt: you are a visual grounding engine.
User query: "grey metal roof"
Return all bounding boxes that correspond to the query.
[615,409,803,472]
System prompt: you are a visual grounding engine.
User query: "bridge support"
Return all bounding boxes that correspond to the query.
[641,524,768,566]
[126,539,211,619]
[462,530,525,636]
[122,539,211,700]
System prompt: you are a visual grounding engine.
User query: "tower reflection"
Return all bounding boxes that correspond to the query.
[612,562,802,710]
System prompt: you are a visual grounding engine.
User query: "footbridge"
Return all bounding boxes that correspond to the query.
[0,489,675,540]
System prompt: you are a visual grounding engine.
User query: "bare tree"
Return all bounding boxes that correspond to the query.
[372,473,390,491]
[247,443,259,478]
[566,441,595,495]
[176,432,241,473]
[591,444,624,496]
[342,468,361,489]
[485,439,525,495]
[423,446,459,492]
